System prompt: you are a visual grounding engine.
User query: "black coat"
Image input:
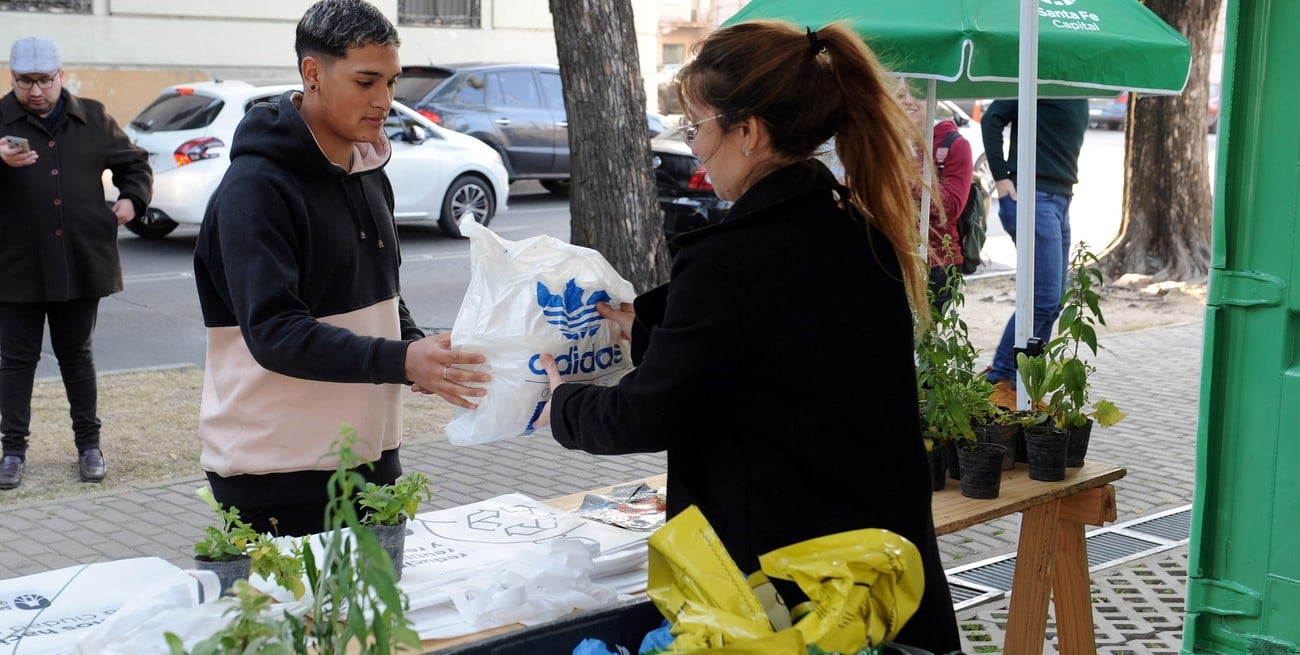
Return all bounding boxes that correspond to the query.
[551,160,960,652]
[0,90,150,302]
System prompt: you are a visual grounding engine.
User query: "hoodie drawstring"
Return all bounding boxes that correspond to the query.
[341,177,385,249]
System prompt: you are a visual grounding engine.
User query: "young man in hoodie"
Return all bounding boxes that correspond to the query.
[193,0,488,536]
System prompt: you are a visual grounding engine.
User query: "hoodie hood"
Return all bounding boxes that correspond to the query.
[230,90,391,176]
[932,119,960,142]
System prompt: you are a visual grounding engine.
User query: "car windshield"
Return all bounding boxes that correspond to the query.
[130,93,224,132]
[396,71,452,105]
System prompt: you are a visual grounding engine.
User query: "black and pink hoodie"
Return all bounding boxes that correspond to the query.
[193,90,424,508]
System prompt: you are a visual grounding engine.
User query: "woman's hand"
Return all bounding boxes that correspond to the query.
[528,353,565,429]
[406,332,490,409]
[597,301,635,343]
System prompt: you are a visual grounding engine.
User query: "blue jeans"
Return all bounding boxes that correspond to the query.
[988,192,1072,383]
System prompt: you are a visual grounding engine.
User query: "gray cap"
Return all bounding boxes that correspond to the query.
[9,37,61,75]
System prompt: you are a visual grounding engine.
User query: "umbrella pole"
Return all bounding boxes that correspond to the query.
[1013,0,1040,412]
[918,79,938,265]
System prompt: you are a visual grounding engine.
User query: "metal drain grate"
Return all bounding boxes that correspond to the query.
[1085,531,1163,567]
[1125,507,1191,542]
[947,583,990,604]
[943,505,1195,613]
[952,557,1018,592]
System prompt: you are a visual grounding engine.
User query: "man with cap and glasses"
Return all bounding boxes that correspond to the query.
[0,37,152,490]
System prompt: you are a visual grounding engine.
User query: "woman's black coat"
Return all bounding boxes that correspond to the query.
[551,160,960,652]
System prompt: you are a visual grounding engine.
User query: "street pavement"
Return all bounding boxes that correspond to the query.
[0,308,1203,654]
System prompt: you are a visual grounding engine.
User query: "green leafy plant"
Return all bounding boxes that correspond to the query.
[165,581,304,655]
[358,471,433,527]
[916,262,978,450]
[247,537,306,600]
[194,486,258,562]
[169,426,421,654]
[1051,244,1126,429]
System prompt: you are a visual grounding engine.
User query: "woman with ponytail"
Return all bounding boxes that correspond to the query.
[531,20,960,651]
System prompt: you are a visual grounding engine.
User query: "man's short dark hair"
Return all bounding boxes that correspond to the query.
[295,0,400,66]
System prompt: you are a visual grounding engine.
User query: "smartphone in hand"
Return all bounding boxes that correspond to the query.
[2,135,31,153]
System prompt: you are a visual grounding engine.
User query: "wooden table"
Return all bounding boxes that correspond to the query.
[422,460,1125,654]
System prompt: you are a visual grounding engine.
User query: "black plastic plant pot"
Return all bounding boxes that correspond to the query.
[973,423,1018,471]
[1023,425,1070,481]
[946,439,963,481]
[368,521,409,580]
[1008,410,1036,463]
[927,447,947,491]
[1065,419,1095,468]
[194,554,251,597]
[956,442,1007,499]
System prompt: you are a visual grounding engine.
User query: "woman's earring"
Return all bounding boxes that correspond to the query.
[743,147,752,157]
[309,84,317,91]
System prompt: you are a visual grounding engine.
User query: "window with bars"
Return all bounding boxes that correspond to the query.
[0,0,91,13]
[398,0,481,29]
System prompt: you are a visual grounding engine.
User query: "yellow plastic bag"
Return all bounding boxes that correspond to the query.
[644,505,923,654]
[759,529,924,653]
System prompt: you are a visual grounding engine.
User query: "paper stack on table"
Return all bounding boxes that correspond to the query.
[397,493,652,640]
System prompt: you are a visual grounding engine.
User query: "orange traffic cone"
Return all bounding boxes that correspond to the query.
[971,100,983,123]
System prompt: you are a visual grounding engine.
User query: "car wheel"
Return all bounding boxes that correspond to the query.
[123,209,178,239]
[437,174,496,239]
[540,179,571,197]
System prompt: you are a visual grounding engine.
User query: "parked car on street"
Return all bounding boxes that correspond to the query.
[395,63,572,196]
[651,124,731,239]
[1089,92,1128,130]
[110,80,509,239]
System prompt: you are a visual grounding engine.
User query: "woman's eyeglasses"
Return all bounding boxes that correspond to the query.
[14,76,57,90]
[679,114,723,145]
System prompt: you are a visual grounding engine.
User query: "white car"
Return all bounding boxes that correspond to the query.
[108,80,508,239]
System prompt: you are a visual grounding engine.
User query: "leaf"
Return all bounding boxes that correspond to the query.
[1093,400,1127,427]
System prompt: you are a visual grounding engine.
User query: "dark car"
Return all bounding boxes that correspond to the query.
[650,125,730,239]
[1089,92,1128,130]
[397,63,572,195]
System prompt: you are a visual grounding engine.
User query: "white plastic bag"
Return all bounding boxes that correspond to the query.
[447,218,636,445]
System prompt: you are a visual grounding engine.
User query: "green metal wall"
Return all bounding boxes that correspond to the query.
[1185,0,1300,653]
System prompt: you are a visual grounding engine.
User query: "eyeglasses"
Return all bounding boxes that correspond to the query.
[14,75,57,90]
[679,114,723,145]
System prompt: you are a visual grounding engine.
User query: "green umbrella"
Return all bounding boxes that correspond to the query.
[721,0,1191,99]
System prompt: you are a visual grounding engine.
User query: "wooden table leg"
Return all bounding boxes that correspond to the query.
[1052,518,1096,655]
[1003,500,1061,655]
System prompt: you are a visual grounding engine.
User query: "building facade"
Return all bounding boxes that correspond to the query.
[1,0,659,123]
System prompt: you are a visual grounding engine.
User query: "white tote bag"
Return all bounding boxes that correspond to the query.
[0,557,217,655]
[446,218,636,445]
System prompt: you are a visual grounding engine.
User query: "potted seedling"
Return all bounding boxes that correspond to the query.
[915,262,1005,497]
[358,471,433,580]
[1050,244,1127,466]
[193,487,307,600]
[193,486,259,596]
[1016,347,1070,481]
[169,430,421,655]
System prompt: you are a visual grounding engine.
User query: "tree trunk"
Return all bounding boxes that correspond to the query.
[1103,0,1219,283]
[549,0,671,292]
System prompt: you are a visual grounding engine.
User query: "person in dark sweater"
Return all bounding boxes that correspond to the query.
[193,0,487,536]
[529,21,961,654]
[980,99,1089,405]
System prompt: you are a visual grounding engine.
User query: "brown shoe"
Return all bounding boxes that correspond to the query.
[990,379,1017,409]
